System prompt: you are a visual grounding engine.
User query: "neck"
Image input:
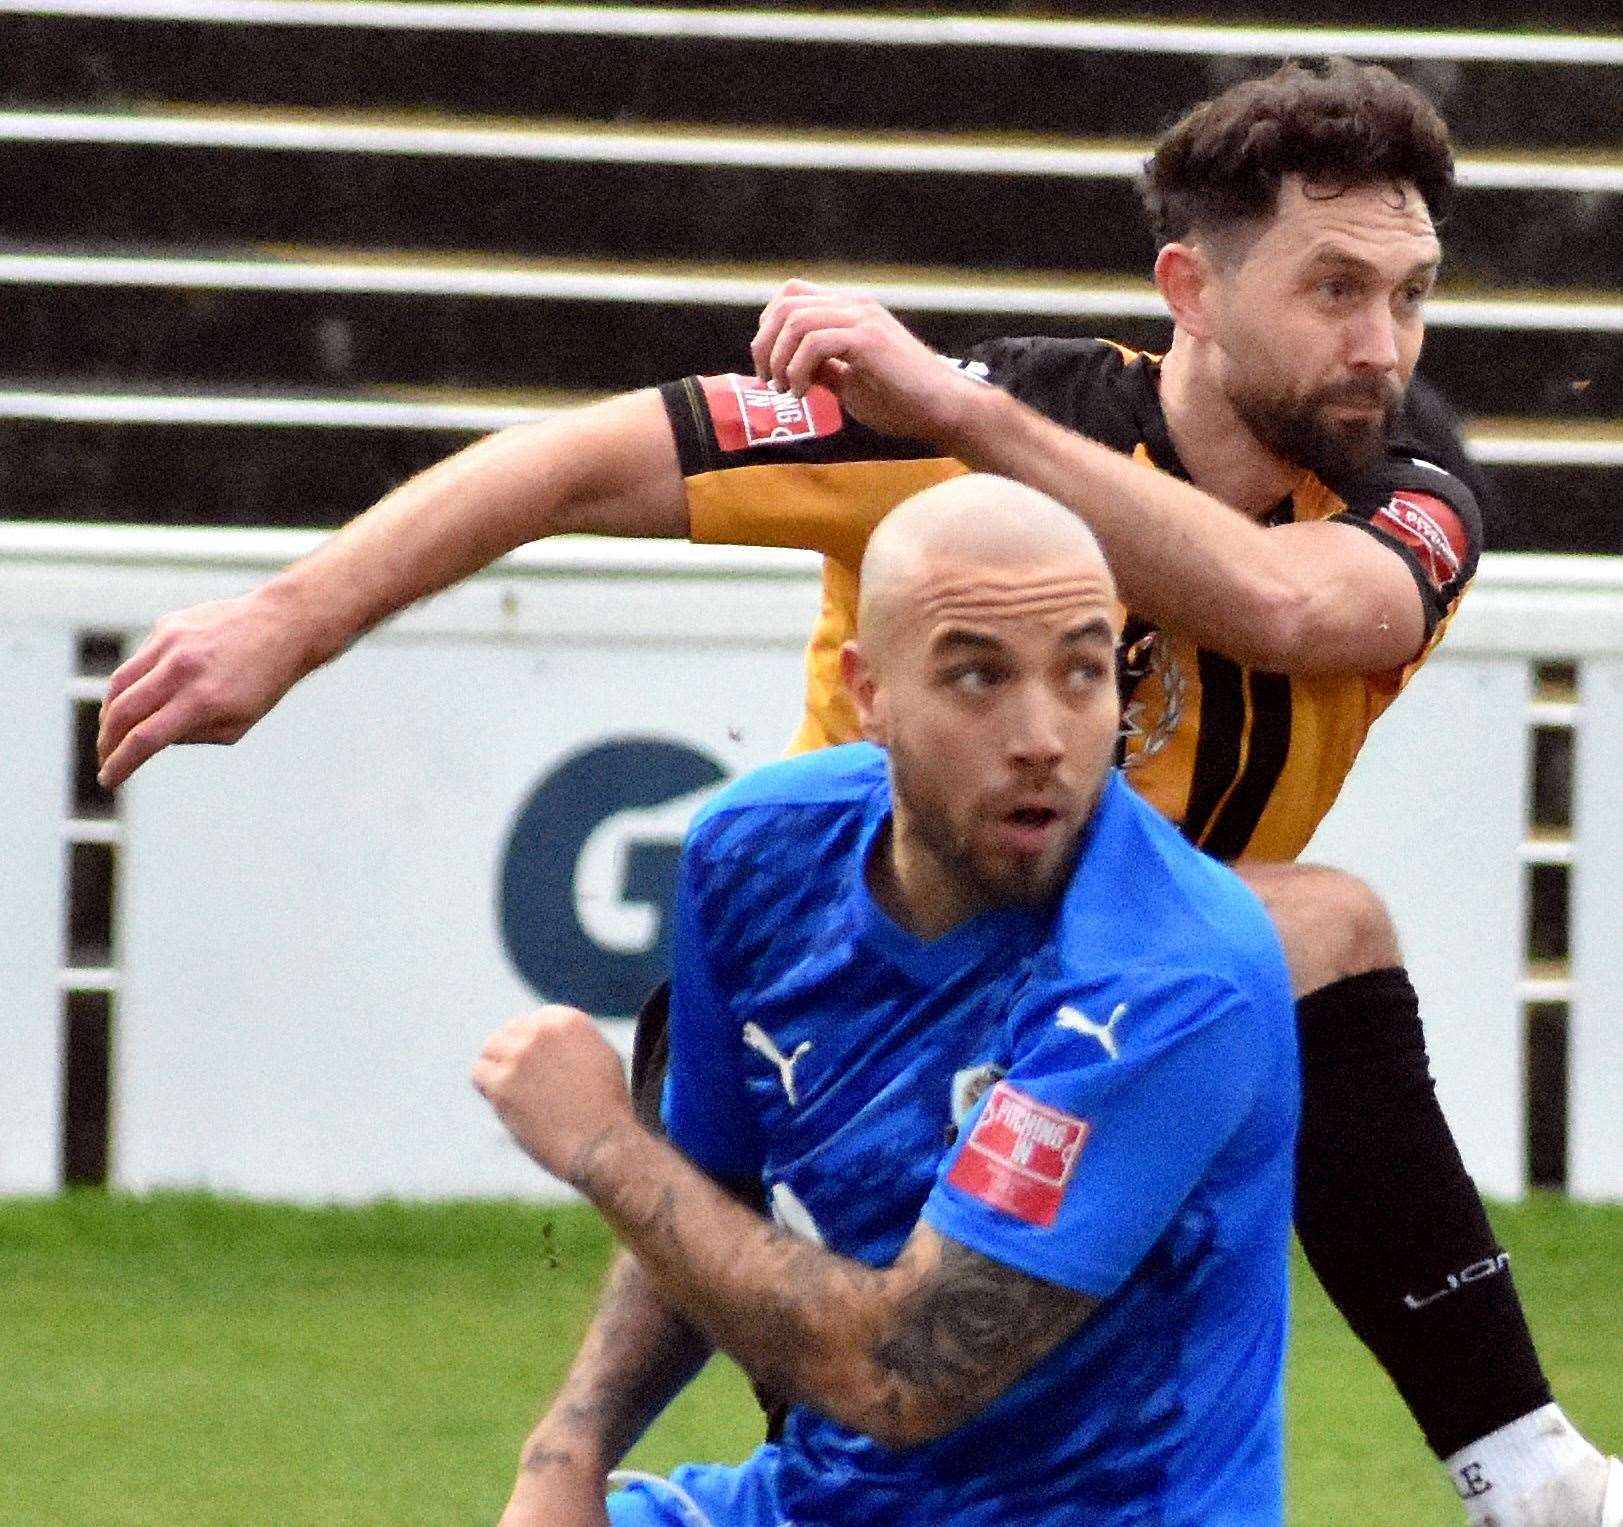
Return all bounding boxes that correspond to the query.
[869,818,988,943]
[1159,333,1302,519]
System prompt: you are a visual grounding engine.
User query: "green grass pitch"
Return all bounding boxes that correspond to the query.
[1,1192,1616,1525]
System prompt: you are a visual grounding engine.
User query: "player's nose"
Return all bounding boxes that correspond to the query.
[1005,683,1066,768]
[1346,303,1401,373]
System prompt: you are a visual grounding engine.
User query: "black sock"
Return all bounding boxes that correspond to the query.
[1293,967,1553,1458]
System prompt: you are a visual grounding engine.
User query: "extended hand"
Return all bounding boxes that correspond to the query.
[750,278,985,446]
[473,1006,634,1183]
[96,591,317,788]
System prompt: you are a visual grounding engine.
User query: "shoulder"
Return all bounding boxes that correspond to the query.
[962,336,1151,453]
[1052,778,1292,1010]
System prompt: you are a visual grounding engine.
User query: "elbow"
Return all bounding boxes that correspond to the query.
[1248,578,1421,675]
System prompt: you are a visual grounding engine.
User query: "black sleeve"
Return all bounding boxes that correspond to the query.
[962,335,1149,454]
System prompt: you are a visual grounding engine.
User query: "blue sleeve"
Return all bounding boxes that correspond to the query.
[922,970,1280,1298]
[659,834,766,1181]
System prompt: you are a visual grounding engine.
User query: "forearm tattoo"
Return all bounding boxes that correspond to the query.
[568,1126,1096,1445]
[871,1237,1097,1432]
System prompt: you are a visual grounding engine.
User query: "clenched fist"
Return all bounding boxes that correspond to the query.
[473,1006,634,1184]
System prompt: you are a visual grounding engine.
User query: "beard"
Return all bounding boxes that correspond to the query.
[1228,371,1405,483]
[887,741,1094,914]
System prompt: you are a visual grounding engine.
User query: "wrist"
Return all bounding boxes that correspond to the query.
[255,560,365,672]
[934,378,1018,464]
[562,1115,647,1201]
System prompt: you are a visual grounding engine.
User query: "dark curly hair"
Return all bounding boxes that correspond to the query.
[1141,59,1455,249]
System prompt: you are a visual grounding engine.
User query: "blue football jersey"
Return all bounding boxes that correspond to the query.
[662,744,1298,1526]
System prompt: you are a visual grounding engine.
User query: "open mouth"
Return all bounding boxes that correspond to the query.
[1006,806,1060,829]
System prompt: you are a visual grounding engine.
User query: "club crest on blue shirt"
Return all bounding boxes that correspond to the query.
[944,1061,1008,1148]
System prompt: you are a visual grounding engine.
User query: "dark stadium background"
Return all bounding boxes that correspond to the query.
[1,0,1619,555]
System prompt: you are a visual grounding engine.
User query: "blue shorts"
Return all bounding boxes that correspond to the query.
[607,1445,786,1527]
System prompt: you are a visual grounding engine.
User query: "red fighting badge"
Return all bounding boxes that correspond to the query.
[699,374,844,452]
[947,1081,1089,1229]
[1371,491,1470,591]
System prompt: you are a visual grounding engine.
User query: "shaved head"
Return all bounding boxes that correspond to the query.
[857,474,1115,661]
[840,473,1123,939]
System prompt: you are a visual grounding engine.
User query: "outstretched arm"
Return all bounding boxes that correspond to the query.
[96,389,686,787]
[474,1008,1097,1451]
[500,1249,710,1527]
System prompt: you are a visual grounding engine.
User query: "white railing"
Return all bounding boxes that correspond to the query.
[4,0,1623,67]
[3,526,1620,1201]
[11,253,1623,333]
[6,111,1622,193]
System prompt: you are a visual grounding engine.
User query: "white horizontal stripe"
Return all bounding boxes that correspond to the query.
[58,967,119,992]
[1471,437,1623,466]
[0,111,1144,174]
[1520,837,1576,866]
[64,817,124,845]
[0,389,549,429]
[4,0,1622,67]
[1457,159,1623,193]
[0,253,1173,315]
[9,253,1623,332]
[1517,976,1574,1003]
[6,112,1621,191]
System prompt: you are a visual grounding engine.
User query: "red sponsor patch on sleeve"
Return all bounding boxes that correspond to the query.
[1369,491,1471,592]
[698,374,844,453]
[946,1081,1089,1229]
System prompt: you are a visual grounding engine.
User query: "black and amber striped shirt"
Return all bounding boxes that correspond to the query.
[659,339,1482,864]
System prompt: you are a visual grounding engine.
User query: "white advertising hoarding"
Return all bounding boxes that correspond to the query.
[4,527,1620,1202]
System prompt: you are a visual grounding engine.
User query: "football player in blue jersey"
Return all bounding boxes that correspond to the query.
[104,63,1619,1524]
[476,473,1299,1526]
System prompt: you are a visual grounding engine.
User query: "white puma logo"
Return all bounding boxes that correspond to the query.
[1056,1002,1129,1060]
[742,1022,813,1106]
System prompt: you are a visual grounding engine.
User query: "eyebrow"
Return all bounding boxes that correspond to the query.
[932,629,1004,656]
[931,617,1115,655]
[1303,247,1440,285]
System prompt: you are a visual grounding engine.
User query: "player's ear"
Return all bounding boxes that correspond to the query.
[1155,242,1218,341]
[841,640,887,743]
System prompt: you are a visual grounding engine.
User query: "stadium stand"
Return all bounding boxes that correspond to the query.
[0,0,1619,552]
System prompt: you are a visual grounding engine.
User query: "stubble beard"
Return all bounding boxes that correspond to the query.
[1228,372,1405,484]
[888,745,1093,915]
